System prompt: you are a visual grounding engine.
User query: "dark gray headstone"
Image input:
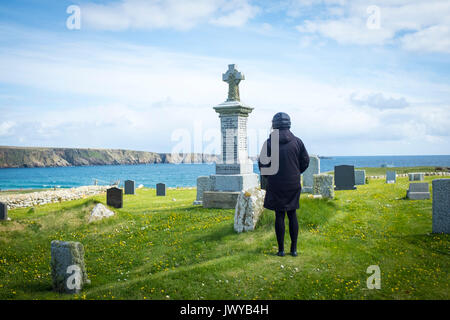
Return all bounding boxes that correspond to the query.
[0,202,7,221]
[407,182,430,200]
[107,187,123,208]
[156,183,166,196]
[409,182,429,193]
[432,179,450,234]
[124,180,135,195]
[334,165,356,190]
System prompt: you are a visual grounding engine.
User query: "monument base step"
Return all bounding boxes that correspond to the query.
[335,186,357,190]
[407,192,430,200]
[203,191,240,209]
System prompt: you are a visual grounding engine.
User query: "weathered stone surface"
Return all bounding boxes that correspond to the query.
[432,179,450,234]
[124,180,135,195]
[386,171,396,183]
[302,155,320,193]
[334,165,356,190]
[50,240,89,294]
[0,186,108,209]
[234,187,266,233]
[107,187,123,208]
[209,174,259,192]
[313,174,334,199]
[408,173,424,181]
[89,203,115,223]
[156,183,166,196]
[0,202,7,221]
[203,191,240,209]
[194,176,211,205]
[407,182,430,200]
[355,170,366,185]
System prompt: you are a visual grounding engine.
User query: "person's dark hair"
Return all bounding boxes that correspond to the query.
[272,112,291,129]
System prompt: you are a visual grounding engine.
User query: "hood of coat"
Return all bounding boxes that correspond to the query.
[269,128,293,145]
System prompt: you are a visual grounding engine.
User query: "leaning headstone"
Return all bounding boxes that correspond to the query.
[302,155,320,193]
[408,173,424,181]
[89,203,115,223]
[0,202,7,221]
[193,176,211,205]
[432,179,450,234]
[106,187,123,208]
[124,180,135,195]
[386,171,396,184]
[406,182,430,200]
[234,187,266,233]
[50,240,90,294]
[156,183,166,196]
[354,170,366,185]
[313,174,334,199]
[334,165,356,190]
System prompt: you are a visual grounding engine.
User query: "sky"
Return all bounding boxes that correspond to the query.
[0,0,449,156]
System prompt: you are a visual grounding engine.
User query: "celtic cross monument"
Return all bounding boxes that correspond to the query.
[201,64,259,208]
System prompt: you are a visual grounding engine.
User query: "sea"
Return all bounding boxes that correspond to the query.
[0,155,449,190]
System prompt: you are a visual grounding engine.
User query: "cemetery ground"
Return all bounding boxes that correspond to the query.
[0,172,448,300]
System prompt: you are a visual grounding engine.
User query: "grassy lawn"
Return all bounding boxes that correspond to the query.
[0,175,448,300]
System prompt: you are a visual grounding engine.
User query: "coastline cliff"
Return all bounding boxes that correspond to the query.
[0,146,219,168]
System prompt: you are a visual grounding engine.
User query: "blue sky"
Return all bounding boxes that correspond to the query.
[0,0,449,156]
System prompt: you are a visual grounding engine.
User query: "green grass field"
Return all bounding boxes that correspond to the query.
[0,174,448,300]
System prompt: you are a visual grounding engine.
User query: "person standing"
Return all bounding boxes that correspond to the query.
[259,112,310,256]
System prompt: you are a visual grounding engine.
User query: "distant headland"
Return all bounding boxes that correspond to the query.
[0,146,219,168]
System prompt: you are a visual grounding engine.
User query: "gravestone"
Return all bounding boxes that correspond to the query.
[386,171,396,183]
[355,170,366,185]
[302,155,320,193]
[234,187,266,233]
[50,240,90,294]
[106,187,123,208]
[408,173,424,181]
[0,202,7,221]
[313,174,334,199]
[194,176,211,205]
[156,183,166,196]
[432,179,450,234]
[202,64,259,209]
[334,165,356,190]
[124,180,135,195]
[406,182,430,200]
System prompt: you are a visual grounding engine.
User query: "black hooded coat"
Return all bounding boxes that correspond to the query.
[258,129,310,211]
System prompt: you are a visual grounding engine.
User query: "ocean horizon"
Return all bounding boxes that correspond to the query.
[0,155,449,190]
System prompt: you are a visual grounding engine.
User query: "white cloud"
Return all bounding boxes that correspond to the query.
[0,121,15,136]
[294,0,450,53]
[401,25,450,54]
[81,0,259,31]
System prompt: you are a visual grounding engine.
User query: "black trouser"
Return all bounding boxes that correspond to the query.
[275,210,298,252]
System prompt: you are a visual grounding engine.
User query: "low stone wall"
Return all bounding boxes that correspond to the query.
[368,172,450,179]
[0,186,109,209]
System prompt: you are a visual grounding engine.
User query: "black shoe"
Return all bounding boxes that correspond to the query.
[290,251,298,257]
[277,251,285,257]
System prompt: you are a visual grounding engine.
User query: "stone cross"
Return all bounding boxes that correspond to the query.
[223,64,245,102]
